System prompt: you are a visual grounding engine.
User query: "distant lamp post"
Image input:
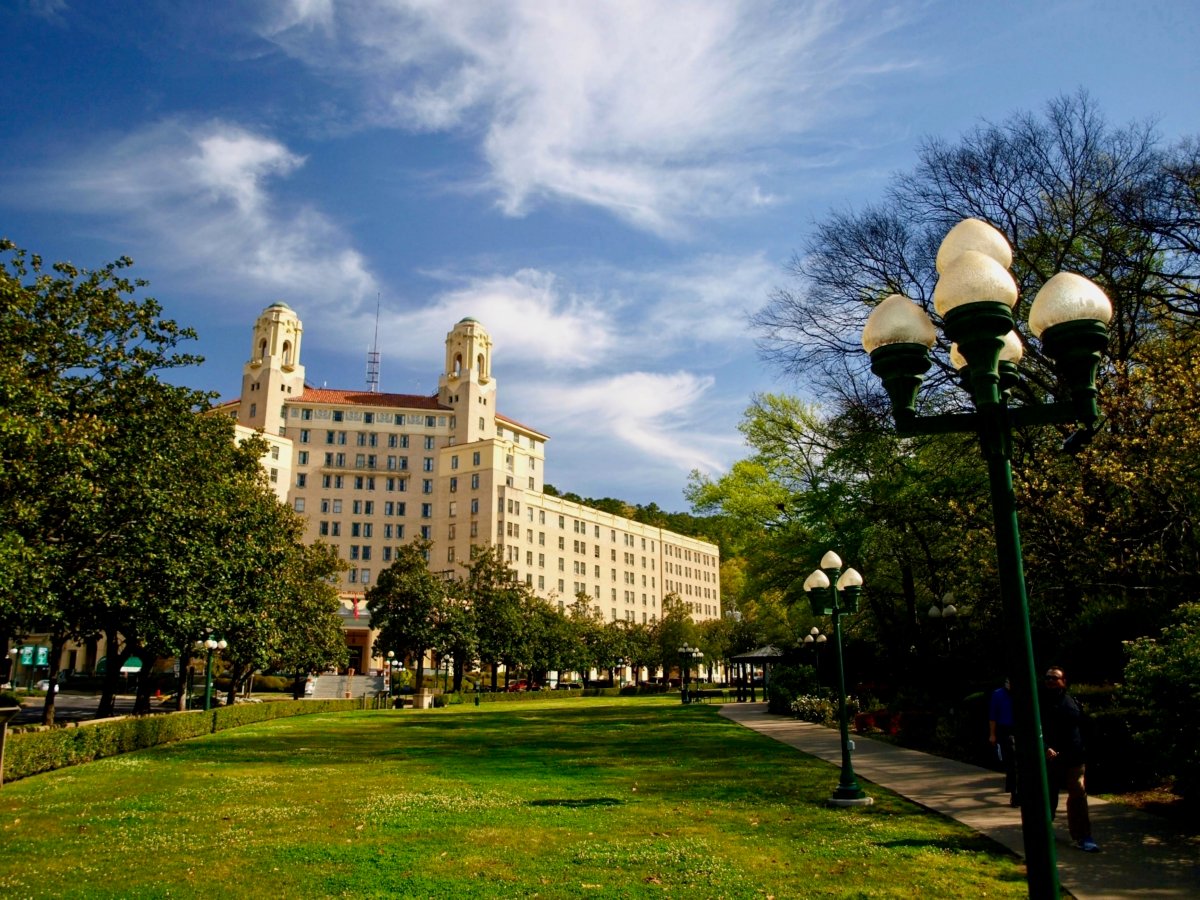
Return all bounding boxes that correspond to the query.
[803,551,872,807]
[193,630,228,712]
[5,648,16,689]
[385,650,395,699]
[862,217,1113,899]
[927,593,960,652]
[677,644,702,705]
[802,627,827,677]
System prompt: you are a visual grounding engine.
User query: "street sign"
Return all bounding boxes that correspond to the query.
[35,646,49,666]
[19,646,32,665]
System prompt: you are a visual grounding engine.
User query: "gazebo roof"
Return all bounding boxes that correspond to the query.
[729,645,786,663]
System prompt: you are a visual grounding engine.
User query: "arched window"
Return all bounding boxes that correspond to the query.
[453,354,463,376]
[282,340,292,364]
[477,353,485,376]
[258,338,267,360]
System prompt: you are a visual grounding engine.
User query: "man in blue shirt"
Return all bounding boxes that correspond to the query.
[988,677,1018,806]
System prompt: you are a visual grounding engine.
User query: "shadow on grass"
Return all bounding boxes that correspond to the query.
[527,797,624,808]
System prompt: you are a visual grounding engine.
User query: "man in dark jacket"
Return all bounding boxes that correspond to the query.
[1040,666,1099,852]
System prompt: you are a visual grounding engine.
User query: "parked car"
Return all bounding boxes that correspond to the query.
[506,680,529,692]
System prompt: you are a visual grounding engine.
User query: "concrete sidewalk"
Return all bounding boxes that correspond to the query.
[720,703,1199,900]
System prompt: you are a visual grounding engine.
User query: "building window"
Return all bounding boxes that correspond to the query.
[296,473,307,488]
[470,499,479,514]
[472,451,481,465]
[451,455,459,470]
[420,525,431,539]
[422,479,433,494]
[421,503,433,518]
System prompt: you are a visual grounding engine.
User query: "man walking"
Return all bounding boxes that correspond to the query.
[988,677,1018,806]
[1040,666,1100,852]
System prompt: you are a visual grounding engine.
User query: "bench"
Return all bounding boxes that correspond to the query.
[690,689,727,703]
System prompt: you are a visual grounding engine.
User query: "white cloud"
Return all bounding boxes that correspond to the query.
[257,0,916,236]
[521,369,727,477]
[14,118,378,309]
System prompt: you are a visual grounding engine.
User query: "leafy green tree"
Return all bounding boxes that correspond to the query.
[522,598,577,687]
[652,593,696,683]
[593,619,630,685]
[565,593,603,684]
[433,592,477,693]
[462,546,528,689]
[0,239,203,719]
[271,542,347,698]
[620,621,657,685]
[367,540,446,693]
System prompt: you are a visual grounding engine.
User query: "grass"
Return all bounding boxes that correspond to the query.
[0,696,1028,898]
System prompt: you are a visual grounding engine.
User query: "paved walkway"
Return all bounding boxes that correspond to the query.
[720,703,1199,900]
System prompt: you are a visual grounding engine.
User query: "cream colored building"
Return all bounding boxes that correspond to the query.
[229,303,721,673]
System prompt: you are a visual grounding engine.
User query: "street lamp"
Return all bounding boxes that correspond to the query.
[862,217,1112,899]
[803,552,873,807]
[193,630,228,712]
[928,593,960,654]
[677,644,702,705]
[5,648,16,690]
[802,627,827,678]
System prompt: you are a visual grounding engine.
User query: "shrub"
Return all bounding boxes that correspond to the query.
[791,694,835,726]
[1119,602,1200,799]
[766,664,819,715]
[0,690,20,708]
[4,699,361,783]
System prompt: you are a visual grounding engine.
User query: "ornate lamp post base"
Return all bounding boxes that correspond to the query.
[829,795,874,808]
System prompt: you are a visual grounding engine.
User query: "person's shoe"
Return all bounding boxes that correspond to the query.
[1075,839,1100,853]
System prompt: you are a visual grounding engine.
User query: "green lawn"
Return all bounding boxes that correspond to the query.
[0,697,1027,898]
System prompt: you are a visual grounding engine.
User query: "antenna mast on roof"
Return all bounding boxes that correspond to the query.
[366,295,381,393]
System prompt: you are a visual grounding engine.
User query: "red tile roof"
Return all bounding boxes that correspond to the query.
[497,412,548,439]
[294,388,449,410]
[218,386,549,439]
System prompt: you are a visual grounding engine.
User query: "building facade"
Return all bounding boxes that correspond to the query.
[229,303,721,673]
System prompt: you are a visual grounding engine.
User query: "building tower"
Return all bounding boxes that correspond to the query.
[438,317,496,444]
[240,302,306,435]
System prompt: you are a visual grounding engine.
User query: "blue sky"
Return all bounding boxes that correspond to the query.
[3,1,1197,508]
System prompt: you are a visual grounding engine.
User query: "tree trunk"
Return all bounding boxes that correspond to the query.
[96,626,123,719]
[175,658,189,711]
[414,647,425,693]
[490,662,499,692]
[452,657,465,693]
[41,634,66,726]
[133,656,157,715]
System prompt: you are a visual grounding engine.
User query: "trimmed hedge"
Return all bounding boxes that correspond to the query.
[3,699,362,784]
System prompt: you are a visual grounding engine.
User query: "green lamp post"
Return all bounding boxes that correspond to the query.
[803,552,872,807]
[802,627,826,678]
[677,644,702,705]
[862,217,1114,900]
[194,631,227,712]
